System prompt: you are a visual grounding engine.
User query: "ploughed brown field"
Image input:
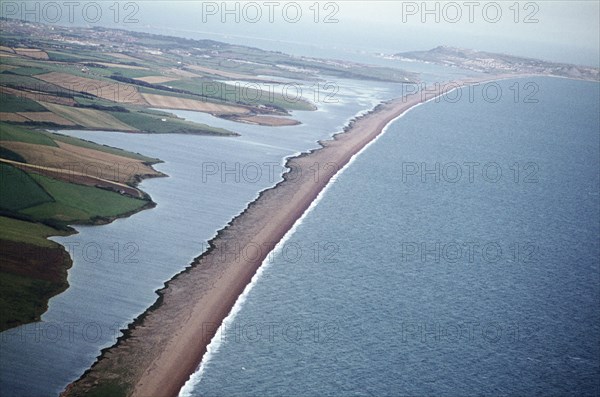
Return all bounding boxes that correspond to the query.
[134,76,180,84]
[231,115,301,126]
[140,93,250,115]
[0,86,76,106]
[13,112,75,126]
[36,72,148,105]
[40,103,137,131]
[13,48,49,60]
[0,112,29,122]
[0,140,161,185]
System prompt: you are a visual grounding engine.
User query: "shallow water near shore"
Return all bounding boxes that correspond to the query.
[181,77,600,396]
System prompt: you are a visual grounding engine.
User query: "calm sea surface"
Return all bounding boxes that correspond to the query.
[182,77,600,397]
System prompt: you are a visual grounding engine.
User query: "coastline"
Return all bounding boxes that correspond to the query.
[0,147,165,332]
[61,75,511,397]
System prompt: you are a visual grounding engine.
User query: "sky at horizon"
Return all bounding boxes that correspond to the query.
[1,1,599,67]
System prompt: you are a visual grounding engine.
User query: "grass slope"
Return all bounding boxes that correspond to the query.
[0,271,63,330]
[0,122,160,162]
[0,163,53,211]
[0,216,72,331]
[43,131,159,163]
[40,103,137,131]
[0,93,47,112]
[0,215,68,247]
[21,173,149,222]
[110,110,236,135]
[0,122,57,146]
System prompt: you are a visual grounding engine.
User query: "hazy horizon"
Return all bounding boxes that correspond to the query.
[1,1,599,67]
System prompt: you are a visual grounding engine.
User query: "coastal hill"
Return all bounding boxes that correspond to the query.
[0,123,165,331]
[384,45,599,81]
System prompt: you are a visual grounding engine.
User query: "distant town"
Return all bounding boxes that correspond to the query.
[380,45,599,81]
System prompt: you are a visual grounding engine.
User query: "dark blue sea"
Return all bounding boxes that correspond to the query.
[181,77,600,396]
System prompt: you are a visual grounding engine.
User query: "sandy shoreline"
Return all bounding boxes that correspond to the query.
[62,75,511,397]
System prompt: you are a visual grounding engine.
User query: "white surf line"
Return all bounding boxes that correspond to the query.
[178,79,487,396]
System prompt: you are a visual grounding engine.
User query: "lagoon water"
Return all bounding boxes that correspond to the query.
[0,78,402,396]
[181,77,600,396]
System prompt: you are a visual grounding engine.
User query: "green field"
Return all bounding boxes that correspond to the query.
[0,163,54,211]
[0,215,73,331]
[73,96,125,108]
[3,66,49,76]
[46,50,90,63]
[0,56,116,81]
[0,146,26,162]
[0,122,159,162]
[107,67,154,79]
[21,173,149,222]
[137,85,212,102]
[0,122,58,146]
[0,73,76,96]
[46,49,132,64]
[166,78,315,111]
[0,216,68,247]
[44,131,160,162]
[0,271,64,330]
[110,110,237,135]
[0,93,47,112]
